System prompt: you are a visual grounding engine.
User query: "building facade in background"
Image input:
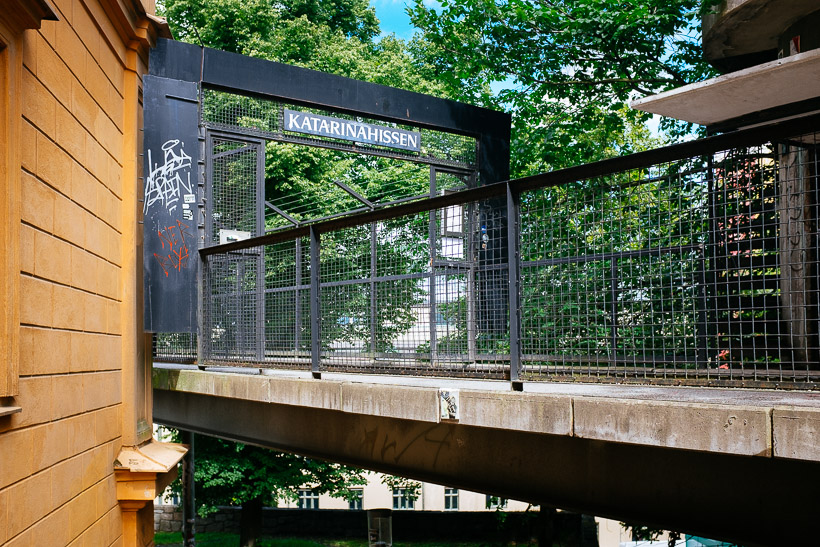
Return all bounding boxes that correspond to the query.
[278,475,530,513]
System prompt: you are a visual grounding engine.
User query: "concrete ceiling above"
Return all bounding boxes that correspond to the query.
[630,47,820,127]
[702,0,818,62]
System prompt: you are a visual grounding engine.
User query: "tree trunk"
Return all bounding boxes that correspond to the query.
[239,497,264,547]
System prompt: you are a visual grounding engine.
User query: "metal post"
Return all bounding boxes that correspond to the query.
[237,260,246,357]
[310,225,321,379]
[197,257,206,370]
[256,248,265,362]
[256,142,266,363]
[197,130,209,370]
[467,201,477,363]
[705,155,720,377]
[295,238,302,357]
[181,430,195,547]
[610,259,619,356]
[506,183,522,389]
[428,167,438,364]
[370,222,378,360]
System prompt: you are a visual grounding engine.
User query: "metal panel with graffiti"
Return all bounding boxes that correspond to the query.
[143,75,200,332]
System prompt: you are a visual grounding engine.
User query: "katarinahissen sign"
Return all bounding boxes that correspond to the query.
[284,109,421,152]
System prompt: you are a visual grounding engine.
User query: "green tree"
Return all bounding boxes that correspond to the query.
[187,433,367,547]
[408,0,719,175]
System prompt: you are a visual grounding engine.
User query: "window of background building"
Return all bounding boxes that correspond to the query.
[298,488,319,509]
[444,488,459,511]
[485,495,507,510]
[349,488,363,510]
[392,488,415,510]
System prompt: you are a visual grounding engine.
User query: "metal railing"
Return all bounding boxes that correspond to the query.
[157,114,820,389]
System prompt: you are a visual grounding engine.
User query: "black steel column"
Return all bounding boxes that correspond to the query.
[506,183,522,388]
[610,260,619,356]
[256,142,266,362]
[310,226,321,379]
[295,238,302,356]
[181,430,195,547]
[467,201,477,362]
[196,126,206,369]
[197,257,206,370]
[370,222,378,359]
[429,167,438,363]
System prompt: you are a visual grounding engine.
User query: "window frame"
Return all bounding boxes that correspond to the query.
[348,488,363,511]
[297,488,320,510]
[444,488,459,511]
[392,488,415,510]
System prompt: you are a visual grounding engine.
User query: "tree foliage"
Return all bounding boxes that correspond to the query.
[408,0,718,174]
[192,435,367,514]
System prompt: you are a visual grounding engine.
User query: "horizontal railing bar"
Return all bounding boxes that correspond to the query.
[511,111,820,193]
[202,112,820,258]
[201,184,506,255]
[224,262,511,296]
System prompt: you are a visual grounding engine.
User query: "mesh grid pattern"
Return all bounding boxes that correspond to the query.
[160,118,820,388]
[201,88,477,169]
[205,250,265,363]
[198,200,510,378]
[264,146,472,232]
[520,136,819,383]
[210,138,262,243]
[153,333,197,363]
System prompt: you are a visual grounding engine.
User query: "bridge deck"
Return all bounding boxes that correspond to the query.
[153,363,820,545]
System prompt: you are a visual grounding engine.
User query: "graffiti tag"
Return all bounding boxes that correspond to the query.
[144,139,193,216]
[153,220,192,277]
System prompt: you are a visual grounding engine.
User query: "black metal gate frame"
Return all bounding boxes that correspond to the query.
[150,38,512,374]
[149,38,511,185]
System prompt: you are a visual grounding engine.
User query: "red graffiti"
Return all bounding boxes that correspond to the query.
[154,220,192,277]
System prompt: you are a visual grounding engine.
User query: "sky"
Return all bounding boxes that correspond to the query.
[370,0,420,40]
[369,0,663,134]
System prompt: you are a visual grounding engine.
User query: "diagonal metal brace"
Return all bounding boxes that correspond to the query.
[265,201,300,226]
[333,180,375,209]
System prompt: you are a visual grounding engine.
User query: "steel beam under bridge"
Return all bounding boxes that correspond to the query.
[153,364,820,546]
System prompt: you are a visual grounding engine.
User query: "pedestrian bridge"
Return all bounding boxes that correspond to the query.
[153,363,820,547]
[146,41,820,546]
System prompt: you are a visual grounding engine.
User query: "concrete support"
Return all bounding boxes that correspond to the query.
[154,386,820,547]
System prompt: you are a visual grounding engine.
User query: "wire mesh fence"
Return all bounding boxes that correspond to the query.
[195,199,510,378]
[153,333,197,363]
[157,115,820,388]
[520,134,818,385]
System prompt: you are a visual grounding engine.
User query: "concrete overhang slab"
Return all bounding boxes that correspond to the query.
[573,397,772,457]
[630,48,820,126]
[772,406,820,461]
[153,366,820,462]
[458,390,572,436]
[341,382,439,423]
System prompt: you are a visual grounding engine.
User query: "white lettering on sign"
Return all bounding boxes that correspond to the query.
[284,109,421,152]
